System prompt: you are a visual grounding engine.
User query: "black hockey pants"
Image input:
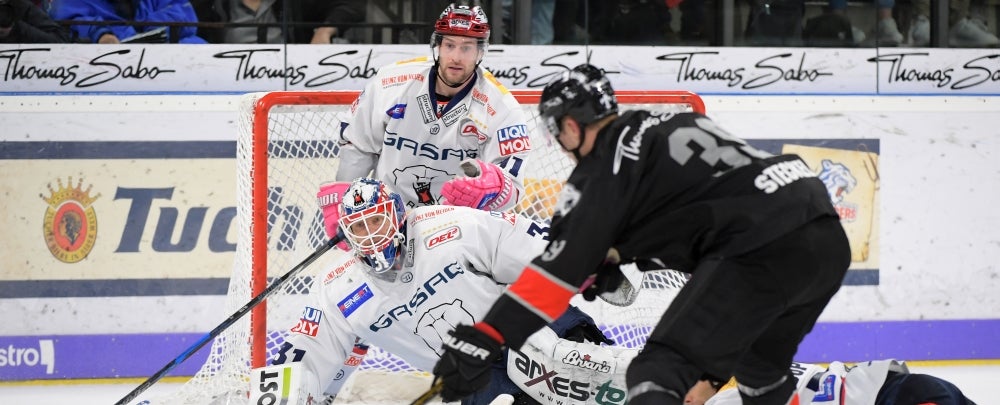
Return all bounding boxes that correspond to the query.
[626,215,850,405]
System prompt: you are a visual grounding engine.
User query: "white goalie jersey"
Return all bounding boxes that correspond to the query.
[269,205,550,396]
[335,57,531,211]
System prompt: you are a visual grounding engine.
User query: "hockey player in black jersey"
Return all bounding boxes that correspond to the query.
[431,64,851,405]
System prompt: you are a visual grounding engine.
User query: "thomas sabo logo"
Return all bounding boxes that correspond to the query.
[40,177,100,263]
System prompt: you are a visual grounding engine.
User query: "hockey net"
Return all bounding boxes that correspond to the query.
[158,90,705,404]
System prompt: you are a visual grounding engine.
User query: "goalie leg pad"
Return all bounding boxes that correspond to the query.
[248,363,322,405]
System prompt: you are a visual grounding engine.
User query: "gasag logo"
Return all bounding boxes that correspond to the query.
[40,177,100,263]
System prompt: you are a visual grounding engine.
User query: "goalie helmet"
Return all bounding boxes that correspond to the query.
[538,64,619,139]
[338,178,406,273]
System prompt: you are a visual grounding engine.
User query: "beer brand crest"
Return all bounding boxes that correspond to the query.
[40,177,100,263]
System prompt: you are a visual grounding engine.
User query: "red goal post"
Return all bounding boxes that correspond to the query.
[161,89,704,404]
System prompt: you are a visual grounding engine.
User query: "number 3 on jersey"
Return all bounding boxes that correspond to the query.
[669,117,771,175]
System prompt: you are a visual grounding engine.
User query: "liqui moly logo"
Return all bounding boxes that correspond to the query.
[496,124,530,156]
[338,284,373,317]
[290,307,323,337]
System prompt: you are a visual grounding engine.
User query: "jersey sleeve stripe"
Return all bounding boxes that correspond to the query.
[505,264,576,321]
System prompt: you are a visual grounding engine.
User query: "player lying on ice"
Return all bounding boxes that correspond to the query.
[688,359,977,405]
[248,177,616,405]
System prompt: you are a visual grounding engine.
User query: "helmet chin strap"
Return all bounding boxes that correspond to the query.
[558,138,584,161]
[556,119,585,161]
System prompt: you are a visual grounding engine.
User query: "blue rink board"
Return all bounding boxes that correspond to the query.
[1,319,997,381]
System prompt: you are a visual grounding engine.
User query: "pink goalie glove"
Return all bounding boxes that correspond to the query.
[441,159,516,211]
[317,181,351,250]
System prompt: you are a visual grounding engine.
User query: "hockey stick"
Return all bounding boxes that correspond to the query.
[114,234,345,405]
[410,378,444,405]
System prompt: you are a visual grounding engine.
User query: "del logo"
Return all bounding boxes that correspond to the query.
[338,284,374,317]
[496,125,530,156]
[461,124,486,142]
[426,226,460,249]
[40,177,100,263]
[386,104,406,119]
[290,306,324,337]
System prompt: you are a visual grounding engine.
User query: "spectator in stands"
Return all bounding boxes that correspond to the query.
[831,0,901,46]
[50,0,207,43]
[0,0,71,43]
[591,0,674,45]
[514,0,555,45]
[674,0,712,45]
[744,0,805,46]
[191,0,365,44]
[910,0,998,47]
[804,0,903,47]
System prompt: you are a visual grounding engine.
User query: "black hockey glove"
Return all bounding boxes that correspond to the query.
[563,319,615,345]
[433,324,504,402]
[580,262,627,302]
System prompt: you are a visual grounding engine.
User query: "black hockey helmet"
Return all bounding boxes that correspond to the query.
[538,64,619,139]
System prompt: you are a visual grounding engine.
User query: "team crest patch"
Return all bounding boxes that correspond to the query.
[338,283,374,317]
[386,104,406,119]
[40,177,100,263]
[290,307,323,337]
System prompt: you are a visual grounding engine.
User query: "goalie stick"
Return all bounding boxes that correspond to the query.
[114,233,346,405]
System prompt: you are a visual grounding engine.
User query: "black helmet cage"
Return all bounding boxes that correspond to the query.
[537,65,619,138]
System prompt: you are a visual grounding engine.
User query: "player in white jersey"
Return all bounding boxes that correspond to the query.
[333,2,530,213]
[698,359,976,405]
[252,178,611,405]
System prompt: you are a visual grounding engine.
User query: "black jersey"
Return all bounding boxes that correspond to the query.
[485,111,841,348]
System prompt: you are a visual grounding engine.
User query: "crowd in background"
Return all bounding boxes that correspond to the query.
[2,0,998,48]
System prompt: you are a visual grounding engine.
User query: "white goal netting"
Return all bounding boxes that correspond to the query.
[154,90,705,404]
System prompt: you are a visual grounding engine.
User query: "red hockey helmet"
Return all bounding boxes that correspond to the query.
[433,3,491,43]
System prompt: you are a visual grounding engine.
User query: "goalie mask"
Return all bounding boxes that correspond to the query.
[538,64,619,154]
[338,178,406,273]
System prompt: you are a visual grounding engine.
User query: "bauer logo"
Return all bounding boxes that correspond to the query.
[40,177,100,263]
[338,283,373,317]
[496,125,530,156]
[0,339,55,375]
[290,307,323,337]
